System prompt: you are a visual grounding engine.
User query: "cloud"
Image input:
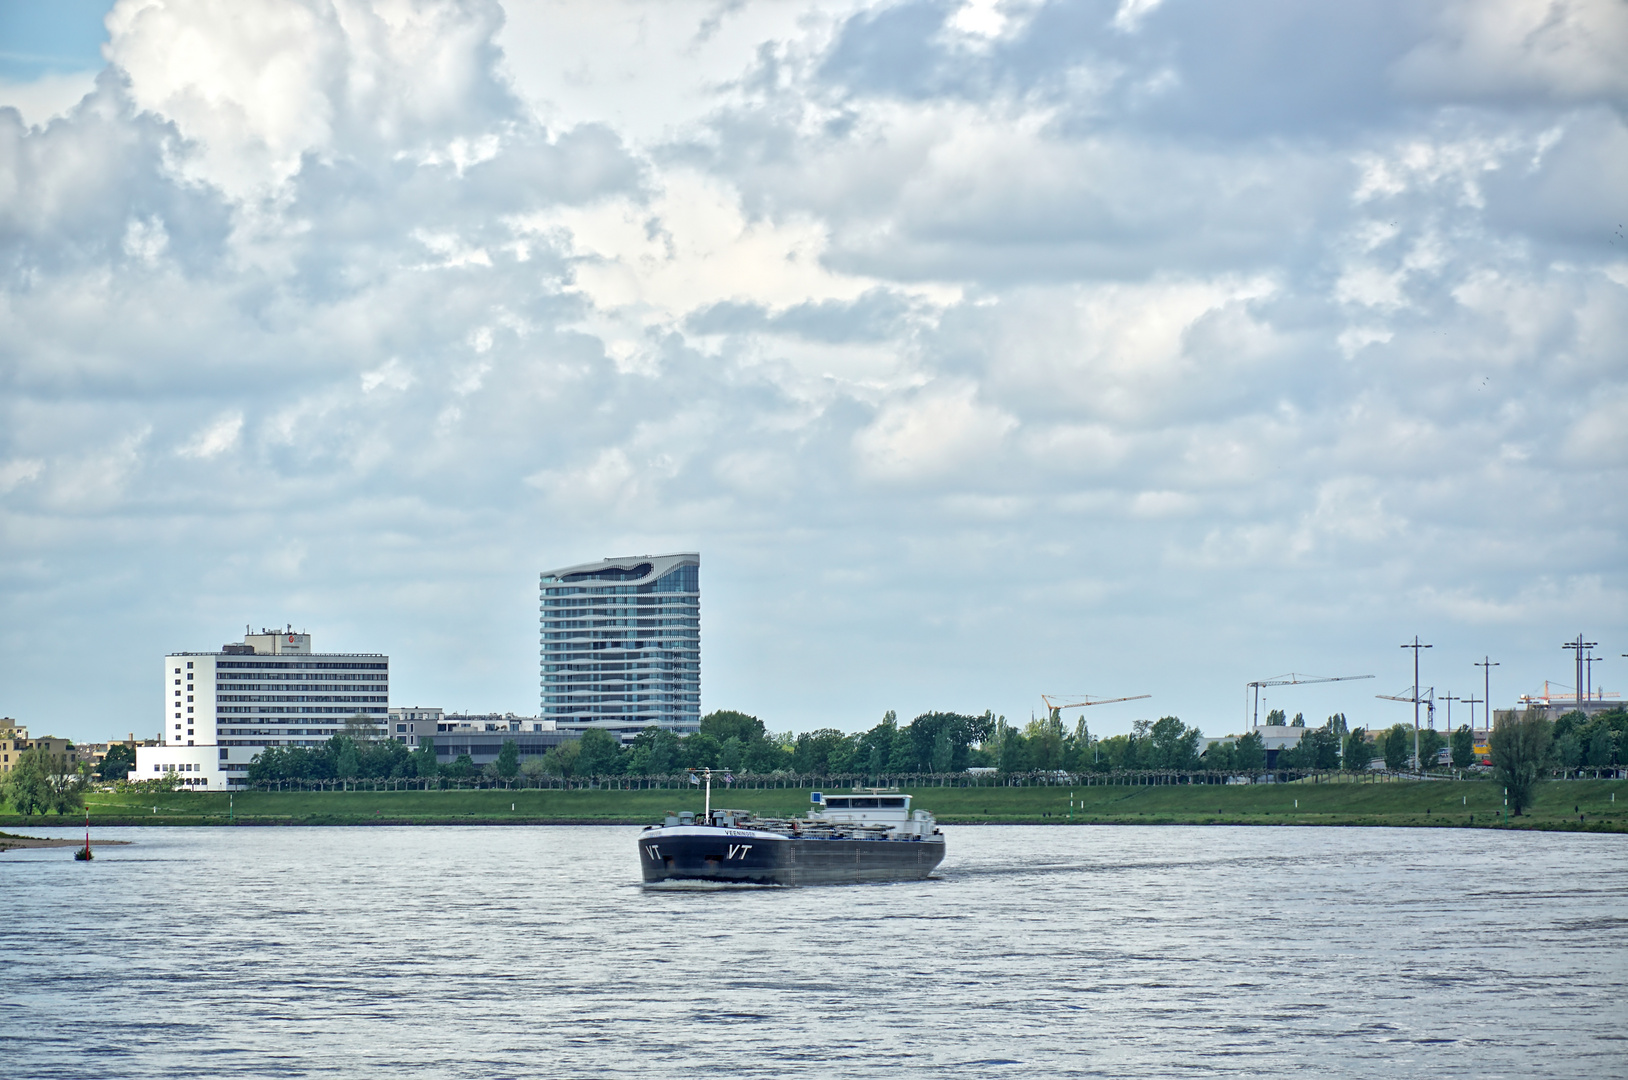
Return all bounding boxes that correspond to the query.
[853,382,1017,482]
[0,70,100,126]
[178,412,244,459]
[0,0,1624,745]
[0,458,45,493]
[1392,0,1628,108]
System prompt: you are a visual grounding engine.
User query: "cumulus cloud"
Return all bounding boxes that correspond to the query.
[178,412,244,459]
[0,0,1623,742]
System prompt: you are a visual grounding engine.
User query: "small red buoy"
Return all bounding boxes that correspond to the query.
[74,809,93,861]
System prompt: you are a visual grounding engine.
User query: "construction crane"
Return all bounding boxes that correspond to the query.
[1246,673,1374,729]
[1041,693,1150,722]
[1376,687,1435,770]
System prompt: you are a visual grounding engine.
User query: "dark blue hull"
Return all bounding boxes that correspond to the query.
[639,828,944,886]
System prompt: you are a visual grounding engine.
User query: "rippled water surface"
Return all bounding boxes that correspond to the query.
[4,825,1626,1078]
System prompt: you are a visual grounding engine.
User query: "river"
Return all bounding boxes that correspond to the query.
[2,824,1623,1077]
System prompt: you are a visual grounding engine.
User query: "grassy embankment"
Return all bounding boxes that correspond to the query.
[2,779,1625,830]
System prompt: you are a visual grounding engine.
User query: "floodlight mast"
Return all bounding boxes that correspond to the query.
[1244,673,1375,729]
[1562,634,1597,709]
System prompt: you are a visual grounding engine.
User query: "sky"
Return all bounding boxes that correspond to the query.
[1,0,1625,746]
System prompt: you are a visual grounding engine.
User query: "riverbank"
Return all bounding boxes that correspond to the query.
[2,779,1624,830]
[0,830,132,852]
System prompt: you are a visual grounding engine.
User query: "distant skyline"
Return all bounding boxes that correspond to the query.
[2,0,1625,745]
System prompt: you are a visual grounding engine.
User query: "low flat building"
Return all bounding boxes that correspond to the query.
[423,713,574,769]
[1253,724,1307,768]
[133,745,221,789]
[1512,697,1624,721]
[388,706,445,747]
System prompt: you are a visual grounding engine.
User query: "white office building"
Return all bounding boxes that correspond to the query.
[135,628,389,789]
[540,553,701,744]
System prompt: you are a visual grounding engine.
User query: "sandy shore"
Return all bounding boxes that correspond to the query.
[0,832,132,852]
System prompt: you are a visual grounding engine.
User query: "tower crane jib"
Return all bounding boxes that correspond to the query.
[1245,673,1375,729]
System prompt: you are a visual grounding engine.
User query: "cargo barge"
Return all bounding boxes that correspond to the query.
[638,775,944,886]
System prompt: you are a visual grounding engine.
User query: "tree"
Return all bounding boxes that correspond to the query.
[7,747,88,815]
[1586,728,1613,770]
[793,729,854,773]
[998,725,1032,773]
[541,741,579,778]
[496,739,520,780]
[411,738,438,778]
[1281,721,1342,771]
[333,737,360,780]
[1148,716,1201,770]
[1343,727,1371,771]
[1418,728,1445,770]
[903,712,990,773]
[1555,732,1583,770]
[1488,710,1552,816]
[1025,714,1066,772]
[930,727,955,773]
[1290,712,1305,728]
[826,738,856,775]
[699,710,766,744]
[48,760,89,815]
[342,713,383,742]
[520,756,547,783]
[5,746,53,816]
[448,753,476,779]
[98,742,137,782]
[1233,731,1265,771]
[742,734,785,773]
[1450,724,1476,769]
[858,712,897,777]
[1265,709,1286,726]
[1202,739,1236,771]
[887,726,915,772]
[1096,733,1133,770]
[675,732,716,769]
[576,730,624,776]
[1382,724,1412,772]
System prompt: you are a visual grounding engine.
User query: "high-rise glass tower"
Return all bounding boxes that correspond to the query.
[539,553,701,742]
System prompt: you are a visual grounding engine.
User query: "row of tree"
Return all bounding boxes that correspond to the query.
[1551,709,1628,770]
[236,708,1523,785]
[14,705,1615,799]
[496,710,1000,781]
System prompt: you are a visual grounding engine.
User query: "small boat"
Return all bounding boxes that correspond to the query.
[638,773,945,886]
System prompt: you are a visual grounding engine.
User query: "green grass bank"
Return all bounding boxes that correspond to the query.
[2,779,1625,830]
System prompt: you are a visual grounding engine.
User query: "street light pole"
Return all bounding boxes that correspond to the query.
[1463,695,1482,735]
[1562,634,1596,710]
[1402,637,1431,771]
[1475,656,1499,739]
